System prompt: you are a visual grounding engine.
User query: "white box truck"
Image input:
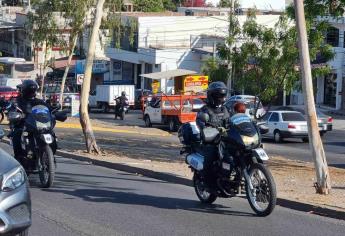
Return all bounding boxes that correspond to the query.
[0,77,22,89]
[89,85,135,113]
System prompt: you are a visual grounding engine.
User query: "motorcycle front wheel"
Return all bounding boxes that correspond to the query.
[120,111,125,120]
[38,145,55,188]
[193,172,217,204]
[246,163,276,216]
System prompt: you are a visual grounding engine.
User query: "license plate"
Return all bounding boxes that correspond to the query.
[254,148,269,161]
[43,134,53,144]
[301,126,307,131]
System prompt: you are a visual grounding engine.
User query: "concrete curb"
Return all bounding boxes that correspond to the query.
[327,110,345,117]
[57,150,345,221]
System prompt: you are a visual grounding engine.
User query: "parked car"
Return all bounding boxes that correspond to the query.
[0,86,19,101]
[225,95,265,119]
[275,106,333,136]
[0,129,31,236]
[261,110,309,143]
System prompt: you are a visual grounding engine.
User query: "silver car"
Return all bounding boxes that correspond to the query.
[0,136,31,236]
[262,111,309,143]
[275,106,333,136]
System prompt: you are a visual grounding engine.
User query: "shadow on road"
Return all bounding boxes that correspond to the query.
[329,164,345,169]
[262,138,304,144]
[39,171,256,218]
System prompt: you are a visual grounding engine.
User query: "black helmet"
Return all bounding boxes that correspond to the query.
[121,91,126,96]
[21,80,39,99]
[207,81,228,107]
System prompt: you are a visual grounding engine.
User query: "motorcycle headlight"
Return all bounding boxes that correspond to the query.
[1,167,26,192]
[241,134,259,146]
[36,121,51,130]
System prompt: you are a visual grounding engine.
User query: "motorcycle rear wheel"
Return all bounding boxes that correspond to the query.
[193,173,217,204]
[38,145,55,188]
[246,163,276,216]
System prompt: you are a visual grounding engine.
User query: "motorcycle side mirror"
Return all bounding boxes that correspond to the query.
[198,113,210,123]
[0,128,4,139]
[55,103,62,110]
[259,124,269,135]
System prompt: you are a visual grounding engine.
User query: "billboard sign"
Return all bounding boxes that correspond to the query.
[183,76,209,93]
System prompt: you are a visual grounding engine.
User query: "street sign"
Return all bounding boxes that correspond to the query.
[76,74,84,85]
[75,59,110,74]
[71,95,80,118]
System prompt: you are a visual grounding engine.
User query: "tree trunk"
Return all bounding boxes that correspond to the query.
[60,35,78,108]
[79,0,105,154]
[226,0,234,96]
[294,0,331,194]
[39,43,48,99]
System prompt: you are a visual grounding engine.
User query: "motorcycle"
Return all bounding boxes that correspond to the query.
[114,97,129,120]
[6,102,67,188]
[178,113,276,216]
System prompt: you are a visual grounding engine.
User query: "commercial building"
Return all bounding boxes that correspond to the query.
[105,12,281,93]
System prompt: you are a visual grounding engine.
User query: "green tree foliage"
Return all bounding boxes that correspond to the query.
[163,0,177,11]
[205,0,339,104]
[57,0,93,107]
[218,0,240,8]
[133,0,164,12]
[26,0,65,97]
[203,1,240,91]
[232,16,300,103]
[202,58,229,83]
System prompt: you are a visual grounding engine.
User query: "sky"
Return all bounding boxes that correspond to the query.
[205,0,286,11]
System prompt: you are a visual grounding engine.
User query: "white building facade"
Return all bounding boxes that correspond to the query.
[291,17,345,111]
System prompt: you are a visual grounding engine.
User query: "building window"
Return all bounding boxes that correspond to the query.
[324,73,337,107]
[122,62,134,81]
[326,27,339,47]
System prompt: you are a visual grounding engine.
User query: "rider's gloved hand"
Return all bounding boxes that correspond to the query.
[218,127,227,134]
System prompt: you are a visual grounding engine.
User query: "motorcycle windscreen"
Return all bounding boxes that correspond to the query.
[230,114,259,147]
[26,105,52,130]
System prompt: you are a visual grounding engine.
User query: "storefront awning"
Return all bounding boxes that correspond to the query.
[140,69,197,80]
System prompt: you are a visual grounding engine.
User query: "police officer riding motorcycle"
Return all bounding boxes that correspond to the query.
[195,81,230,188]
[11,80,50,168]
[6,80,67,188]
[178,81,276,216]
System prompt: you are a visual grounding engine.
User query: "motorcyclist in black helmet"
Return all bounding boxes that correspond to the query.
[196,81,230,129]
[196,81,230,188]
[11,80,50,169]
[114,91,129,119]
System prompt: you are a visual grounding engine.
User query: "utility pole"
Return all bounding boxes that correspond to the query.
[294,0,331,194]
[226,0,235,96]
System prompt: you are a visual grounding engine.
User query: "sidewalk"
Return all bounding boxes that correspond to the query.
[319,106,345,117]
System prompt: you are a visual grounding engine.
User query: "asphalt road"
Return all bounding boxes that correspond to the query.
[7,149,345,236]
[76,111,345,167]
